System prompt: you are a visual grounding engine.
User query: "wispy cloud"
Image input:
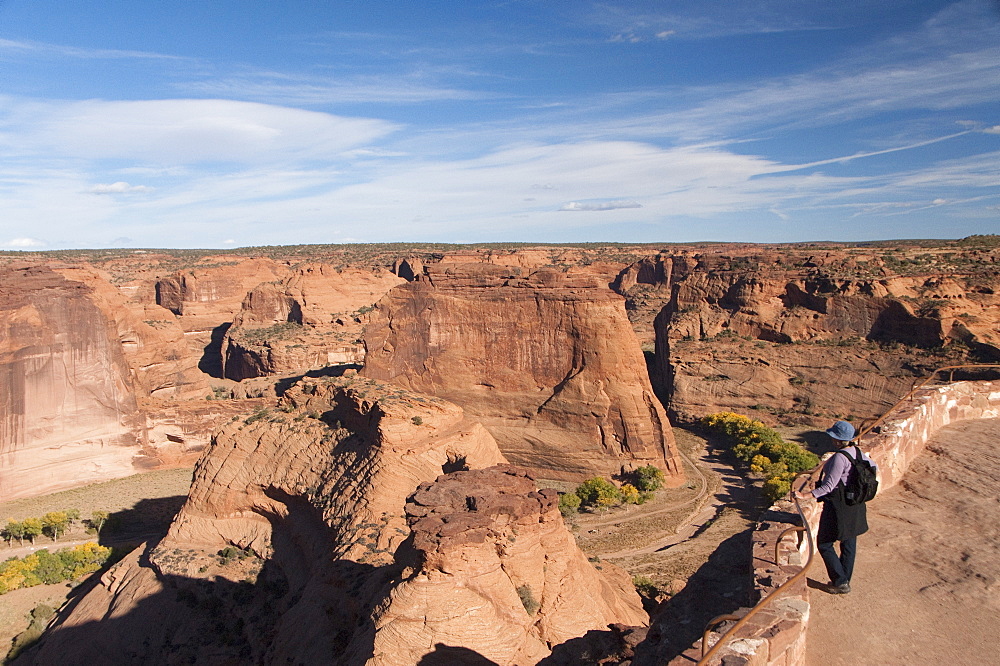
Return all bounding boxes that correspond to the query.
[560,199,642,211]
[0,37,188,62]
[183,73,488,105]
[89,182,154,194]
[2,98,398,164]
[2,237,46,248]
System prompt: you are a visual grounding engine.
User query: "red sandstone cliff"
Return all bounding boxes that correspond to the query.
[221,263,404,381]
[0,265,145,500]
[615,247,1000,424]
[362,263,684,483]
[28,377,645,665]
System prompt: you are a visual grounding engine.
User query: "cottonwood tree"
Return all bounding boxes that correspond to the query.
[89,510,109,533]
[21,518,42,544]
[41,512,69,541]
[3,520,25,546]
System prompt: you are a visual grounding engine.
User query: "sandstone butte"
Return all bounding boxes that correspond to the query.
[361,262,684,484]
[25,377,646,665]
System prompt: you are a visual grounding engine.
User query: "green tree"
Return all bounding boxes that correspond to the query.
[65,508,81,525]
[633,465,665,491]
[21,518,42,544]
[558,492,581,517]
[89,510,109,533]
[3,520,25,546]
[575,477,622,508]
[32,550,68,584]
[41,512,69,541]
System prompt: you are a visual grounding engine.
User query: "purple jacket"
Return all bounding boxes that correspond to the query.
[811,446,877,500]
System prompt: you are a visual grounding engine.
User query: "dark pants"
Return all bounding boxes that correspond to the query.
[818,537,857,587]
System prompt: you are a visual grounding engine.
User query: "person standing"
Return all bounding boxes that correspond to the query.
[795,420,876,594]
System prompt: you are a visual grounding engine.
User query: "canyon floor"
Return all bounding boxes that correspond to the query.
[0,468,193,654]
[806,417,1000,665]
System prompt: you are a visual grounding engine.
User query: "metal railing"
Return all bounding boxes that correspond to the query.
[697,470,815,664]
[695,362,1000,665]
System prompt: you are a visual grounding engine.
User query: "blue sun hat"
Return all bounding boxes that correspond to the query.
[826,420,856,441]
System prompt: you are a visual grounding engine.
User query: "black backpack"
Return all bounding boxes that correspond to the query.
[837,446,878,505]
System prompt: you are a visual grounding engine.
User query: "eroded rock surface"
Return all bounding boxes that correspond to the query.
[0,265,144,500]
[367,465,647,665]
[221,263,404,380]
[614,247,1000,424]
[27,378,644,665]
[362,263,684,483]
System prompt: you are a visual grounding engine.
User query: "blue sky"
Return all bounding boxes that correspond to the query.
[0,0,998,249]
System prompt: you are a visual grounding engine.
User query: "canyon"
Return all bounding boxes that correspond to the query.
[3,238,999,663]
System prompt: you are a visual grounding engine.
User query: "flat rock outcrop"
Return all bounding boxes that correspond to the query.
[362,263,684,483]
[28,377,645,665]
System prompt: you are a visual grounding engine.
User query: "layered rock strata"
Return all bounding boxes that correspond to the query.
[0,265,144,500]
[368,465,648,665]
[616,249,1000,424]
[362,263,684,483]
[221,263,404,380]
[28,377,645,665]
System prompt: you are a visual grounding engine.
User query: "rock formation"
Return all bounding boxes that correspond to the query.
[614,247,1000,424]
[362,263,684,483]
[0,264,144,500]
[367,465,647,665]
[221,263,404,381]
[27,377,645,665]
[0,261,258,501]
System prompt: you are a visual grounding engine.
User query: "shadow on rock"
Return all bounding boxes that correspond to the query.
[631,529,755,665]
[417,644,500,665]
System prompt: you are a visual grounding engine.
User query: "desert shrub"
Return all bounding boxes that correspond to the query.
[218,546,249,565]
[575,477,622,508]
[702,412,819,502]
[410,416,423,426]
[558,491,581,516]
[632,465,665,491]
[516,584,540,615]
[6,603,54,662]
[632,575,659,598]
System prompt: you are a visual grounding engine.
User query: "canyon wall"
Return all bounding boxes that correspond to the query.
[0,265,144,500]
[28,377,646,665]
[614,248,1000,425]
[362,263,684,483]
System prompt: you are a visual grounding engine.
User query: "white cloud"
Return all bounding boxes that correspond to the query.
[560,199,642,211]
[4,98,398,165]
[89,182,153,194]
[984,125,1000,134]
[3,237,45,248]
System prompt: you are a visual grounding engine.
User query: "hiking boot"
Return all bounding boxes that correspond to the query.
[830,582,851,594]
